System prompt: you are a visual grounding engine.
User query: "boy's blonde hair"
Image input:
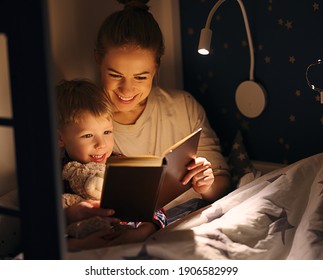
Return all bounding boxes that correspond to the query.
[56,79,113,129]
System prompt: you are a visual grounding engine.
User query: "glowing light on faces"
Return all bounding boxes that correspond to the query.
[100,46,157,114]
[59,111,114,164]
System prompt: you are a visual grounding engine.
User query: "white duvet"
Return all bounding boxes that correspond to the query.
[67,153,323,260]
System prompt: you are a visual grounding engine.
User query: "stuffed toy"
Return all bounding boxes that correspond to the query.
[62,161,105,207]
[62,161,131,239]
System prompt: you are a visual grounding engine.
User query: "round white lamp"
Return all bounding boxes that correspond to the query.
[235,81,266,118]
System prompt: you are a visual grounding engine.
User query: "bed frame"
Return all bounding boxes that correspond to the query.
[0,0,66,259]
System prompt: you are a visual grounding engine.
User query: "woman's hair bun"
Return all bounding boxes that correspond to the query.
[117,0,149,11]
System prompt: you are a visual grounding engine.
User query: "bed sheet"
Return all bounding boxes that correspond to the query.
[67,153,323,260]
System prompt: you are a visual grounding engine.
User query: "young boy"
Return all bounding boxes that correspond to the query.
[56,79,167,250]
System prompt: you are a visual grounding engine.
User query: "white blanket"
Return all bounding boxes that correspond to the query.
[67,153,323,260]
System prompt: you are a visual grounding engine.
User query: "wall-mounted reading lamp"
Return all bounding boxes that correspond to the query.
[198,0,267,118]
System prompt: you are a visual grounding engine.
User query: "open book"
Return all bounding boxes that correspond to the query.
[100,128,202,222]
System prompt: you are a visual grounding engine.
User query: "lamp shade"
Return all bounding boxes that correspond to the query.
[198,28,212,55]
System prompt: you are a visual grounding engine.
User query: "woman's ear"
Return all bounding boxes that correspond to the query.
[57,130,65,148]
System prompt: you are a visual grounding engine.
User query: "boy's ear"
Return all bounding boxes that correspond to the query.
[57,130,65,148]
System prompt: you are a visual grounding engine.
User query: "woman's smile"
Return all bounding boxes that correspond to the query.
[115,92,138,103]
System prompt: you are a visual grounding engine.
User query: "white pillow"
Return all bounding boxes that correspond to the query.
[236,170,262,188]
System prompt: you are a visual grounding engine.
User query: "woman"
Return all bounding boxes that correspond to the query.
[94,0,230,203]
[67,0,230,248]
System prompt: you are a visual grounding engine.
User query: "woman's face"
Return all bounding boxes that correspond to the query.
[99,45,157,114]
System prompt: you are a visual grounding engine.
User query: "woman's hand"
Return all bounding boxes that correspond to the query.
[182,157,214,194]
[182,157,230,202]
[65,199,120,225]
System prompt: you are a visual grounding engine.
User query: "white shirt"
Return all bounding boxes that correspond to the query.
[113,87,229,176]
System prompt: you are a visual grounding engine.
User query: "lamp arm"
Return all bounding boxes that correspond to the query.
[204,0,227,29]
[236,0,254,81]
[200,0,255,81]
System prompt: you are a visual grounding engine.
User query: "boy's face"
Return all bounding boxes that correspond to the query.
[58,111,114,164]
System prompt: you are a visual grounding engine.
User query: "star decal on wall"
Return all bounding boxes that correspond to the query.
[240,119,250,130]
[289,114,296,122]
[232,142,240,150]
[268,4,273,12]
[266,209,294,245]
[241,40,248,47]
[295,89,301,97]
[208,71,214,78]
[187,27,194,36]
[285,20,293,30]
[278,138,291,153]
[199,82,208,94]
[313,2,320,11]
[289,56,296,64]
[238,152,247,161]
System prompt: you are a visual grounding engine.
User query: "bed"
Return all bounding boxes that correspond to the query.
[64,152,323,260]
[1,147,323,260]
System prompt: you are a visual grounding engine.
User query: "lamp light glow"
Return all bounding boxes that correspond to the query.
[198,0,225,56]
[198,28,212,55]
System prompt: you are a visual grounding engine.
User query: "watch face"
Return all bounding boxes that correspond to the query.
[306,59,323,93]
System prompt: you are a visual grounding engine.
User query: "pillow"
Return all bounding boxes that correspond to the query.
[227,130,261,188]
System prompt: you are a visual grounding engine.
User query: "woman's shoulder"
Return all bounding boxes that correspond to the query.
[153,86,197,103]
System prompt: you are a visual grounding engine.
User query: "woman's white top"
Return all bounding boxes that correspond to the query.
[113,87,229,176]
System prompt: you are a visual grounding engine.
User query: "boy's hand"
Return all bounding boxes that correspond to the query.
[65,199,120,225]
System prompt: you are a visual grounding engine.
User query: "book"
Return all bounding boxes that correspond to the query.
[100,128,202,222]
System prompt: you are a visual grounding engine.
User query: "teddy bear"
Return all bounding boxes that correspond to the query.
[62,161,105,208]
[62,161,132,239]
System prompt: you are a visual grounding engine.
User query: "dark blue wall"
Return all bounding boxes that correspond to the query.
[179,0,323,164]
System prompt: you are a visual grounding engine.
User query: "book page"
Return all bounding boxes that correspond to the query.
[161,128,202,158]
